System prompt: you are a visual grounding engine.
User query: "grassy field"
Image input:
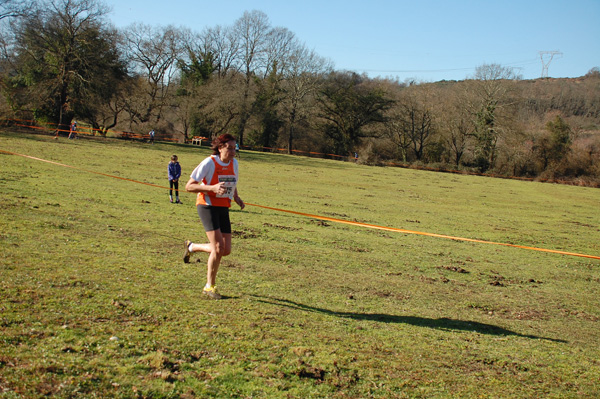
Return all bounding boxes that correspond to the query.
[1,130,599,398]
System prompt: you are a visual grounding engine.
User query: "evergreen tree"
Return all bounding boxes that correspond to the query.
[4,0,125,129]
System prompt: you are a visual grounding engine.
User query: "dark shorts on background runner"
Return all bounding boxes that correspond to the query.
[197,205,231,233]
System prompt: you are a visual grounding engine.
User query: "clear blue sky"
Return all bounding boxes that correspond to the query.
[105,0,600,82]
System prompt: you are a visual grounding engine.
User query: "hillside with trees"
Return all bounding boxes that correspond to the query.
[1,0,599,185]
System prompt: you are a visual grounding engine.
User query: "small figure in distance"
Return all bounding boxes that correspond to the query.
[68,121,77,139]
[168,155,182,204]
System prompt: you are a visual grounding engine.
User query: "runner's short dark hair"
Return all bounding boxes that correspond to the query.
[211,134,237,155]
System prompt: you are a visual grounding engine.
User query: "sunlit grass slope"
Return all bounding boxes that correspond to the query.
[1,130,599,398]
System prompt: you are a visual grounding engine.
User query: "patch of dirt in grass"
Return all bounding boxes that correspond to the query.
[221,259,245,269]
[323,211,349,218]
[232,228,261,239]
[374,231,393,238]
[50,279,96,289]
[106,225,147,240]
[311,219,330,227]
[568,220,598,229]
[420,275,438,284]
[332,241,371,253]
[487,272,543,288]
[328,361,360,389]
[262,222,301,231]
[438,265,470,273]
[385,271,456,285]
[0,355,17,368]
[558,307,600,322]
[500,309,549,320]
[468,304,549,320]
[34,377,62,396]
[471,357,530,374]
[136,350,189,383]
[363,289,410,301]
[290,359,326,382]
[138,350,179,371]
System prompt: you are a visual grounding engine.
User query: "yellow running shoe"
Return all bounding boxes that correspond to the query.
[202,286,222,300]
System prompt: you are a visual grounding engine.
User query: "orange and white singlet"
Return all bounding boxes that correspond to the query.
[190,155,239,207]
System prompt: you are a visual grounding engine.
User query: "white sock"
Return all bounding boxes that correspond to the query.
[188,243,194,252]
[205,283,212,289]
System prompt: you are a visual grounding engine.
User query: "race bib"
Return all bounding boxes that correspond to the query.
[217,175,236,199]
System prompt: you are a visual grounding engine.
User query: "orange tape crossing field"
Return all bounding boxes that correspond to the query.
[247,203,600,260]
[2,149,599,261]
[2,151,168,189]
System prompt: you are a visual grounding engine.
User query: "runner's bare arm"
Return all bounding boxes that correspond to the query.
[185,178,226,195]
[233,188,245,210]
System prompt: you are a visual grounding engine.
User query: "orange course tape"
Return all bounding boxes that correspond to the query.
[2,148,599,261]
[247,203,600,260]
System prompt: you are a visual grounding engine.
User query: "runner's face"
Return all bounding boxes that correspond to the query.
[219,140,236,162]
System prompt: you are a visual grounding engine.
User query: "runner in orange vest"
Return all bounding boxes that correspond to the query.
[183,134,245,299]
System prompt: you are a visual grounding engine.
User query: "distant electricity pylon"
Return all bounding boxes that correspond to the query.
[539,51,563,78]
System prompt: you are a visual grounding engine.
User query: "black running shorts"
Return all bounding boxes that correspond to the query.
[197,205,231,233]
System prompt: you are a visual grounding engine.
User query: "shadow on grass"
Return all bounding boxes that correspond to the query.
[251,295,567,343]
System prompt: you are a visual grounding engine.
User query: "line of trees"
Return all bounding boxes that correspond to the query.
[1,0,599,184]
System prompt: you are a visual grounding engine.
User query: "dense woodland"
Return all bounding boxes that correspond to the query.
[1,0,599,184]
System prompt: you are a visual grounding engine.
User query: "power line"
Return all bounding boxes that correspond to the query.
[352,58,540,76]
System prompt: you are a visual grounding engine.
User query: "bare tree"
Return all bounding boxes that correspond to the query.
[232,10,271,145]
[198,25,239,79]
[0,0,37,20]
[176,26,241,141]
[387,87,436,161]
[441,90,475,167]
[280,43,332,153]
[121,23,183,126]
[468,63,520,170]
[384,109,412,163]
[408,103,434,161]
[262,26,296,79]
[195,76,243,138]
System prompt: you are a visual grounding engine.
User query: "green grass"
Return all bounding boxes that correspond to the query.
[1,130,599,398]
